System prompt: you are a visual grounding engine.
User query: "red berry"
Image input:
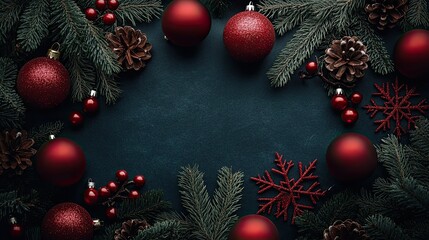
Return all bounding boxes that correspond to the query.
[350,92,363,104]
[108,0,120,10]
[133,175,145,187]
[107,181,118,193]
[331,95,348,111]
[103,12,116,25]
[69,111,84,127]
[305,61,318,75]
[116,170,128,182]
[84,188,99,205]
[128,190,139,199]
[106,207,117,219]
[83,97,99,113]
[99,186,111,198]
[95,0,107,10]
[85,8,98,21]
[341,107,359,124]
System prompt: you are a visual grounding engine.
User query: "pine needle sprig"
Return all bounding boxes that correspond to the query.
[116,0,163,25]
[97,70,122,104]
[133,220,184,240]
[201,0,231,18]
[64,53,96,102]
[404,0,429,29]
[29,121,64,148]
[375,135,411,181]
[0,0,26,44]
[364,214,410,240]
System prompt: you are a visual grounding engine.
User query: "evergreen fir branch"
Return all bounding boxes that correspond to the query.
[115,0,163,26]
[270,4,312,36]
[64,53,96,102]
[0,0,26,43]
[364,214,410,240]
[201,0,231,18]
[98,70,122,104]
[133,220,184,240]
[402,220,429,240]
[0,57,25,129]
[75,0,93,9]
[210,167,243,240]
[357,189,399,221]
[0,190,41,221]
[16,0,50,52]
[30,121,64,148]
[94,223,121,240]
[405,0,429,29]
[178,165,213,239]
[117,190,172,223]
[386,177,429,216]
[375,135,411,181]
[410,117,429,159]
[257,0,311,19]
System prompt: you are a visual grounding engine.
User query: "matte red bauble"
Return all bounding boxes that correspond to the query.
[17,46,70,109]
[223,2,275,63]
[162,0,211,47]
[326,133,377,182]
[394,29,429,79]
[37,137,86,186]
[341,107,359,124]
[41,203,93,240]
[229,215,279,240]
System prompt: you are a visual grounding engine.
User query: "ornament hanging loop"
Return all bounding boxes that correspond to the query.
[246,1,255,11]
[47,43,61,60]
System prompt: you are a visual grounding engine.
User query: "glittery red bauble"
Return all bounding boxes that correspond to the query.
[162,0,211,47]
[394,29,429,79]
[331,94,348,111]
[85,8,98,21]
[326,133,377,182]
[17,57,70,109]
[229,215,279,240]
[103,12,116,25]
[306,61,318,75]
[223,8,275,63]
[37,138,86,186]
[41,203,93,240]
[341,107,359,124]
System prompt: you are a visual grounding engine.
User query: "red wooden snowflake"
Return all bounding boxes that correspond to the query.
[250,152,326,224]
[364,79,429,138]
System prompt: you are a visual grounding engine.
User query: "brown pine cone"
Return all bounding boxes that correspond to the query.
[323,219,370,240]
[0,130,36,175]
[106,26,152,71]
[114,219,150,240]
[324,36,369,84]
[365,0,408,30]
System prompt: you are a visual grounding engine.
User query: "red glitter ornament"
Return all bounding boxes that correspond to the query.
[229,215,279,240]
[37,136,86,186]
[41,203,93,240]
[99,186,111,198]
[133,175,146,187]
[85,8,98,21]
[84,179,99,205]
[331,88,348,111]
[128,190,140,199]
[350,92,363,104]
[106,207,117,219]
[83,90,99,113]
[107,181,119,193]
[223,2,275,63]
[305,61,318,75]
[69,111,84,127]
[162,0,211,47]
[95,0,107,10]
[103,12,116,25]
[250,153,326,223]
[116,170,128,182]
[17,44,70,109]
[108,0,120,10]
[341,107,359,124]
[326,133,377,182]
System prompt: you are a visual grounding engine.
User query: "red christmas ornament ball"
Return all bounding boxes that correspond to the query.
[107,181,119,193]
[326,133,377,182]
[41,203,93,240]
[133,175,146,187]
[84,188,99,205]
[103,12,116,25]
[350,92,363,104]
[162,0,211,47]
[69,111,84,127]
[37,137,86,186]
[85,8,98,21]
[17,57,70,109]
[223,3,275,63]
[129,190,140,199]
[306,61,318,75]
[116,169,128,181]
[331,94,348,111]
[106,207,117,219]
[99,186,111,198]
[10,224,23,238]
[394,29,429,79]
[108,0,120,10]
[229,215,279,240]
[83,98,99,113]
[341,107,359,124]
[95,0,107,10]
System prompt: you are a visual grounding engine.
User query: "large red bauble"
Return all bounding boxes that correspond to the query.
[394,29,429,79]
[223,6,275,63]
[162,0,211,47]
[229,215,279,240]
[41,203,93,240]
[17,57,70,109]
[326,133,377,182]
[37,138,86,186]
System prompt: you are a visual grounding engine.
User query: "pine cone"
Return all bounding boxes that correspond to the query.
[324,36,369,84]
[365,0,408,30]
[323,219,370,240]
[114,219,150,240]
[106,26,152,71]
[0,130,36,175]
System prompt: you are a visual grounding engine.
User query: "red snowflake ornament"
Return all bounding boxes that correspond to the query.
[250,152,326,224]
[364,79,429,138]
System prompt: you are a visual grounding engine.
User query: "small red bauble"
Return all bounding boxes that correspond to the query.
[116,170,128,182]
[103,12,116,25]
[129,190,140,199]
[394,29,429,79]
[108,0,120,10]
[331,94,348,111]
[106,207,117,219]
[341,107,359,124]
[84,188,99,205]
[223,2,275,63]
[229,215,279,240]
[107,181,119,193]
[83,90,100,113]
[69,111,84,127]
[326,133,377,182]
[305,61,318,75]
[95,0,107,10]
[85,8,98,21]
[37,137,86,186]
[350,92,363,104]
[99,186,111,198]
[41,203,93,240]
[133,175,146,187]
[10,224,23,238]
[162,0,211,47]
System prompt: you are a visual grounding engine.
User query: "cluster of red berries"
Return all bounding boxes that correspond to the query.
[85,0,120,25]
[69,90,100,128]
[330,88,362,124]
[83,170,146,219]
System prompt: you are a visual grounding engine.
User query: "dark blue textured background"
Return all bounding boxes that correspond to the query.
[29,1,429,238]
